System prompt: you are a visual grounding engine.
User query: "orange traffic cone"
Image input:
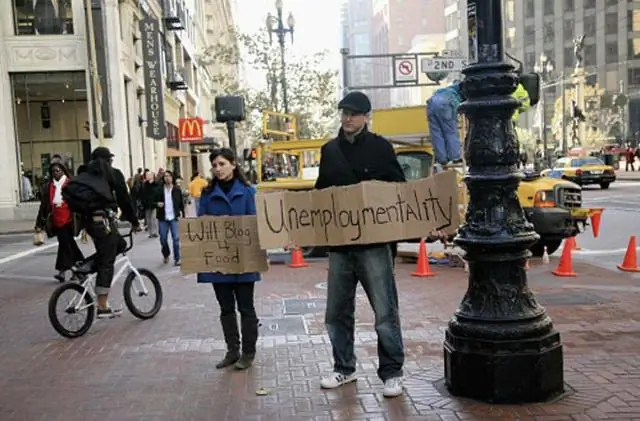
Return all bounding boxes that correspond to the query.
[617,236,640,272]
[567,236,581,251]
[412,239,436,277]
[552,239,577,277]
[590,210,603,239]
[288,248,308,268]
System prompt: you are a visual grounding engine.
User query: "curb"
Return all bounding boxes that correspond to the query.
[0,221,132,237]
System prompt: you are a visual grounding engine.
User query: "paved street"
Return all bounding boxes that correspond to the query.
[1,184,640,420]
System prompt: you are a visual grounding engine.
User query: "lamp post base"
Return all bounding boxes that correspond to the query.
[444,325,564,404]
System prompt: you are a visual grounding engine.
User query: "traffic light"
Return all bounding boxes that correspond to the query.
[519,72,540,107]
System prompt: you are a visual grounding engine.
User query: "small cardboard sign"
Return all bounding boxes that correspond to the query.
[179,216,269,274]
[255,170,460,249]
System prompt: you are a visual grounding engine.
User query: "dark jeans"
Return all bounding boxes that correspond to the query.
[85,218,120,295]
[158,219,180,262]
[325,244,404,381]
[53,222,84,271]
[213,283,256,318]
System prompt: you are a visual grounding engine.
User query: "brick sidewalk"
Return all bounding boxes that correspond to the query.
[1,258,640,420]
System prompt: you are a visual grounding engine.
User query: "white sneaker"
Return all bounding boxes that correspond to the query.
[320,372,357,389]
[382,377,404,397]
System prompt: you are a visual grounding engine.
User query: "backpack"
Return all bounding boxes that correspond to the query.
[62,171,115,215]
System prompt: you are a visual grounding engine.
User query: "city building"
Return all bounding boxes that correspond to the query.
[369,0,445,108]
[0,0,237,221]
[446,0,640,145]
[341,0,445,108]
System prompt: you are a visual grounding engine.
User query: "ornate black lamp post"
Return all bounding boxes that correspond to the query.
[266,0,295,114]
[444,0,564,403]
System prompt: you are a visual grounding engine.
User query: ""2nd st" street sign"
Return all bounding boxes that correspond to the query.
[421,56,467,72]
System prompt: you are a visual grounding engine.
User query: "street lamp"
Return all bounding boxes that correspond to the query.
[534,54,554,167]
[443,0,564,404]
[266,0,295,114]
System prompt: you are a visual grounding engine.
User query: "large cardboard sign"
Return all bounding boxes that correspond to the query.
[256,170,460,249]
[180,216,269,274]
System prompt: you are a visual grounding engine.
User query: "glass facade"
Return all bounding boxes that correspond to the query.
[10,72,89,202]
[12,0,74,35]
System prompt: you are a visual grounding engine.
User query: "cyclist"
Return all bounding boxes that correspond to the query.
[66,147,140,318]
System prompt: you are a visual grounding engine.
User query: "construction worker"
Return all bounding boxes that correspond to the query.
[512,81,531,125]
[426,79,465,167]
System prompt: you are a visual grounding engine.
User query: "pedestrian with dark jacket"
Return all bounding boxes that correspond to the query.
[140,170,158,237]
[315,91,407,398]
[35,161,84,282]
[197,148,260,371]
[154,170,184,265]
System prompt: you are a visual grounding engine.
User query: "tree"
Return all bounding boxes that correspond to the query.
[200,28,339,142]
[550,83,623,148]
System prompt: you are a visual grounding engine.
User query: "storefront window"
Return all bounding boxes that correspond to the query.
[12,0,74,35]
[11,72,89,202]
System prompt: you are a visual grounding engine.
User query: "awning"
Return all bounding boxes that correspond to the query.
[166,147,189,158]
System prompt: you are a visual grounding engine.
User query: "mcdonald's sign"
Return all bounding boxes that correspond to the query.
[179,117,204,142]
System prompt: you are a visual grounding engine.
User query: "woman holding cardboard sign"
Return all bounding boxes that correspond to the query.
[197,148,261,371]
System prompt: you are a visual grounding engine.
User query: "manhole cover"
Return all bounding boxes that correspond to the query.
[283,298,326,315]
[260,316,307,336]
[535,292,611,306]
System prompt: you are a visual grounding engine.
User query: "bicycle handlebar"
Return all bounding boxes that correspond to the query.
[121,230,135,254]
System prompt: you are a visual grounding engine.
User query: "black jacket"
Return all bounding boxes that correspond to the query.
[315,126,406,254]
[140,181,158,209]
[154,185,185,221]
[84,159,137,225]
[315,126,406,189]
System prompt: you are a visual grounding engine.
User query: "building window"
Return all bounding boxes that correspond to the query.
[505,0,515,23]
[629,10,640,32]
[585,44,597,67]
[544,25,555,44]
[606,13,618,35]
[564,46,574,69]
[629,68,640,86]
[629,38,640,60]
[564,0,574,11]
[525,0,534,18]
[605,42,618,64]
[564,19,574,41]
[584,0,596,8]
[12,0,74,35]
[543,0,554,15]
[524,25,535,43]
[525,52,536,71]
[606,0,618,6]
[584,15,596,36]
[10,72,89,202]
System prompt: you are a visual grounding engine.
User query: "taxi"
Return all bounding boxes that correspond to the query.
[541,156,616,189]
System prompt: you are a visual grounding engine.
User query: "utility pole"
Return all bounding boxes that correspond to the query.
[444,0,564,404]
[561,73,566,154]
[85,0,105,146]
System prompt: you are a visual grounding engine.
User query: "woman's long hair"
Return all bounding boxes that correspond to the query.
[49,161,71,180]
[203,148,249,193]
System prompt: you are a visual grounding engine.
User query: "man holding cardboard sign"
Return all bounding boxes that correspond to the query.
[315,91,408,397]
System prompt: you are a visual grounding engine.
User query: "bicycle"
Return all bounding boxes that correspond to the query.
[48,231,163,338]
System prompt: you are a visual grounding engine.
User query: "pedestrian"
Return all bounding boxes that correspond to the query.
[62,147,140,318]
[188,171,208,213]
[426,80,465,167]
[155,170,184,266]
[34,161,84,282]
[141,170,158,237]
[314,91,407,397]
[197,148,260,371]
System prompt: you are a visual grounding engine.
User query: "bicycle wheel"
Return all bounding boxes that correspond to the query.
[123,268,163,320]
[48,282,95,338]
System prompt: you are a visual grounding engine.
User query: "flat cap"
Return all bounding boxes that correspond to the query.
[338,91,371,114]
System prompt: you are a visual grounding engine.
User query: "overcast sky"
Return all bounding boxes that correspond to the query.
[235,0,342,89]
